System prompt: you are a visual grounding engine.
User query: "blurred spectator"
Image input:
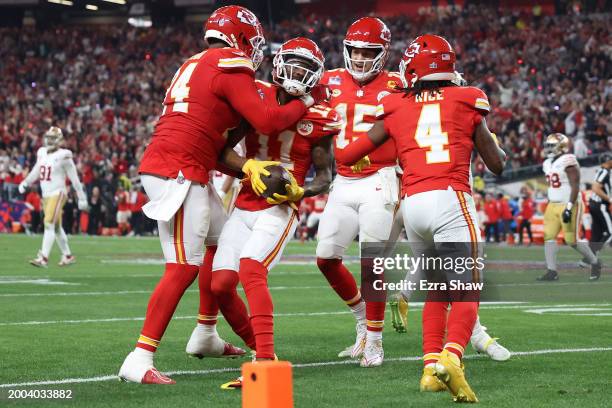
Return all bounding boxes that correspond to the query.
[484,193,500,243]
[128,185,147,236]
[87,186,103,235]
[497,193,513,242]
[518,188,535,245]
[24,189,41,233]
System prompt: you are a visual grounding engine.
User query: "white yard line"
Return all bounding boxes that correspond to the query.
[0,286,331,298]
[1,346,610,388]
[2,303,609,327]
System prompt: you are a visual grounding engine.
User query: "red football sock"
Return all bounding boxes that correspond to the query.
[239,258,274,359]
[317,258,360,304]
[211,268,256,350]
[137,262,198,352]
[366,301,385,333]
[445,301,478,360]
[422,298,448,365]
[197,246,219,325]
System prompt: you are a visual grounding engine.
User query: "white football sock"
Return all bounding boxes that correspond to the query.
[196,322,218,335]
[572,241,597,264]
[544,240,559,271]
[133,347,154,365]
[350,300,366,324]
[55,225,71,256]
[366,329,382,342]
[41,224,56,258]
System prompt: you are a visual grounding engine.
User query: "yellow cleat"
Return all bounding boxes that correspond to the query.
[434,349,478,403]
[420,366,447,392]
[389,294,408,333]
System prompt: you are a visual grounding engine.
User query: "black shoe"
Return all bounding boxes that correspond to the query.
[589,261,601,281]
[537,270,559,281]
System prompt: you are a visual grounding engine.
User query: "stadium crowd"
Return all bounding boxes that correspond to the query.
[0,4,610,234]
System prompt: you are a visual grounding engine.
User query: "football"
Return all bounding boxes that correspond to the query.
[259,165,292,199]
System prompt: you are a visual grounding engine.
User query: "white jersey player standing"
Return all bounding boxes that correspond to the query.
[538,133,601,281]
[18,127,88,267]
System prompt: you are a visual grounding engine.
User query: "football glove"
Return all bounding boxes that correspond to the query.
[562,208,572,223]
[18,181,27,194]
[351,155,371,173]
[265,172,304,211]
[242,159,281,196]
[78,199,89,211]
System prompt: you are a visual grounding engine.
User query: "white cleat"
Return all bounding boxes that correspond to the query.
[185,326,246,358]
[338,321,367,358]
[360,339,384,367]
[471,328,511,361]
[118,351,175,384]
[58,254,76,266]
[29,252,48,268]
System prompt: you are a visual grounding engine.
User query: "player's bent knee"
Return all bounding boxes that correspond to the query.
[211,269,239,297]
[315,242,344,259]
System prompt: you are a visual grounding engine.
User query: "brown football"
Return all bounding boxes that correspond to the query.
[259,165,292,199]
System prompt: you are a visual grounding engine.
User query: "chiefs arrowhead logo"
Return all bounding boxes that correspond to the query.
[297,120,314,136]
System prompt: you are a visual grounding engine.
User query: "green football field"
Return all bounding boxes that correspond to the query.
[1,234,611,407]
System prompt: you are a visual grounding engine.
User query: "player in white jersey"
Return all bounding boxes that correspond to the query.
[18,127,88,267]
[538,133,601,281]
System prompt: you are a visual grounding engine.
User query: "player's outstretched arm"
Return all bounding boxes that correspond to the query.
[334,120,388,166]
[303,136,333,198]
[217,72,308,135]
[474,118,506,175]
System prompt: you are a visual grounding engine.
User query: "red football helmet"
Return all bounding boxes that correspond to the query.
[204,5,265,69]
[273,37,325,96]
[399,34,457,87]
[343,17,391,82]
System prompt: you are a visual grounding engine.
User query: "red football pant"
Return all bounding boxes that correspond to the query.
[197,246,219,325]
[137,262,198,352]
[422,294,478,362]
[317,258,359,303]
[210,268,256,350]
[239,258,274,359]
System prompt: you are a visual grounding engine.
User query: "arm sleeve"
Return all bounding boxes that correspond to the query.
[215,72,308,135]
[334,135,378,166]
[63,156,86,201]
[23,159,41,186]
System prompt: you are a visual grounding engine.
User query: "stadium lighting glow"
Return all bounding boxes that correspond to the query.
[86,4,98,10]
[103,0,127,4]
[128,17,152,28]
[48,0,73,5]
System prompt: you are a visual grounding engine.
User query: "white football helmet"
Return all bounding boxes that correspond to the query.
[44,126,64,151]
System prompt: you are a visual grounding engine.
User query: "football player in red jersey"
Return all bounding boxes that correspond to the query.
[336,35,507,402]
[209,37,340,389]
[118,6,328,385]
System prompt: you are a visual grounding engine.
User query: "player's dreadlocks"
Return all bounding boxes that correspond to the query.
[398,80,458,99]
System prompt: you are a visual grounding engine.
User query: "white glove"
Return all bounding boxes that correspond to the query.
[18,181,27,194]
[78,198,89,211]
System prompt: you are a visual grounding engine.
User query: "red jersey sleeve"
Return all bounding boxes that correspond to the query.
[212,71,308,136]
[461,87,490,127]
[298,104,344,140]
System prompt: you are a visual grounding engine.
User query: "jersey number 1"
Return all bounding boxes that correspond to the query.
[415,104,450,164]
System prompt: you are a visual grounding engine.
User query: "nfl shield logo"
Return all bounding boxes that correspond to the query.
[328,76,341,85]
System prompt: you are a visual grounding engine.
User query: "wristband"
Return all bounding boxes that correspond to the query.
[565,202,573,211]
